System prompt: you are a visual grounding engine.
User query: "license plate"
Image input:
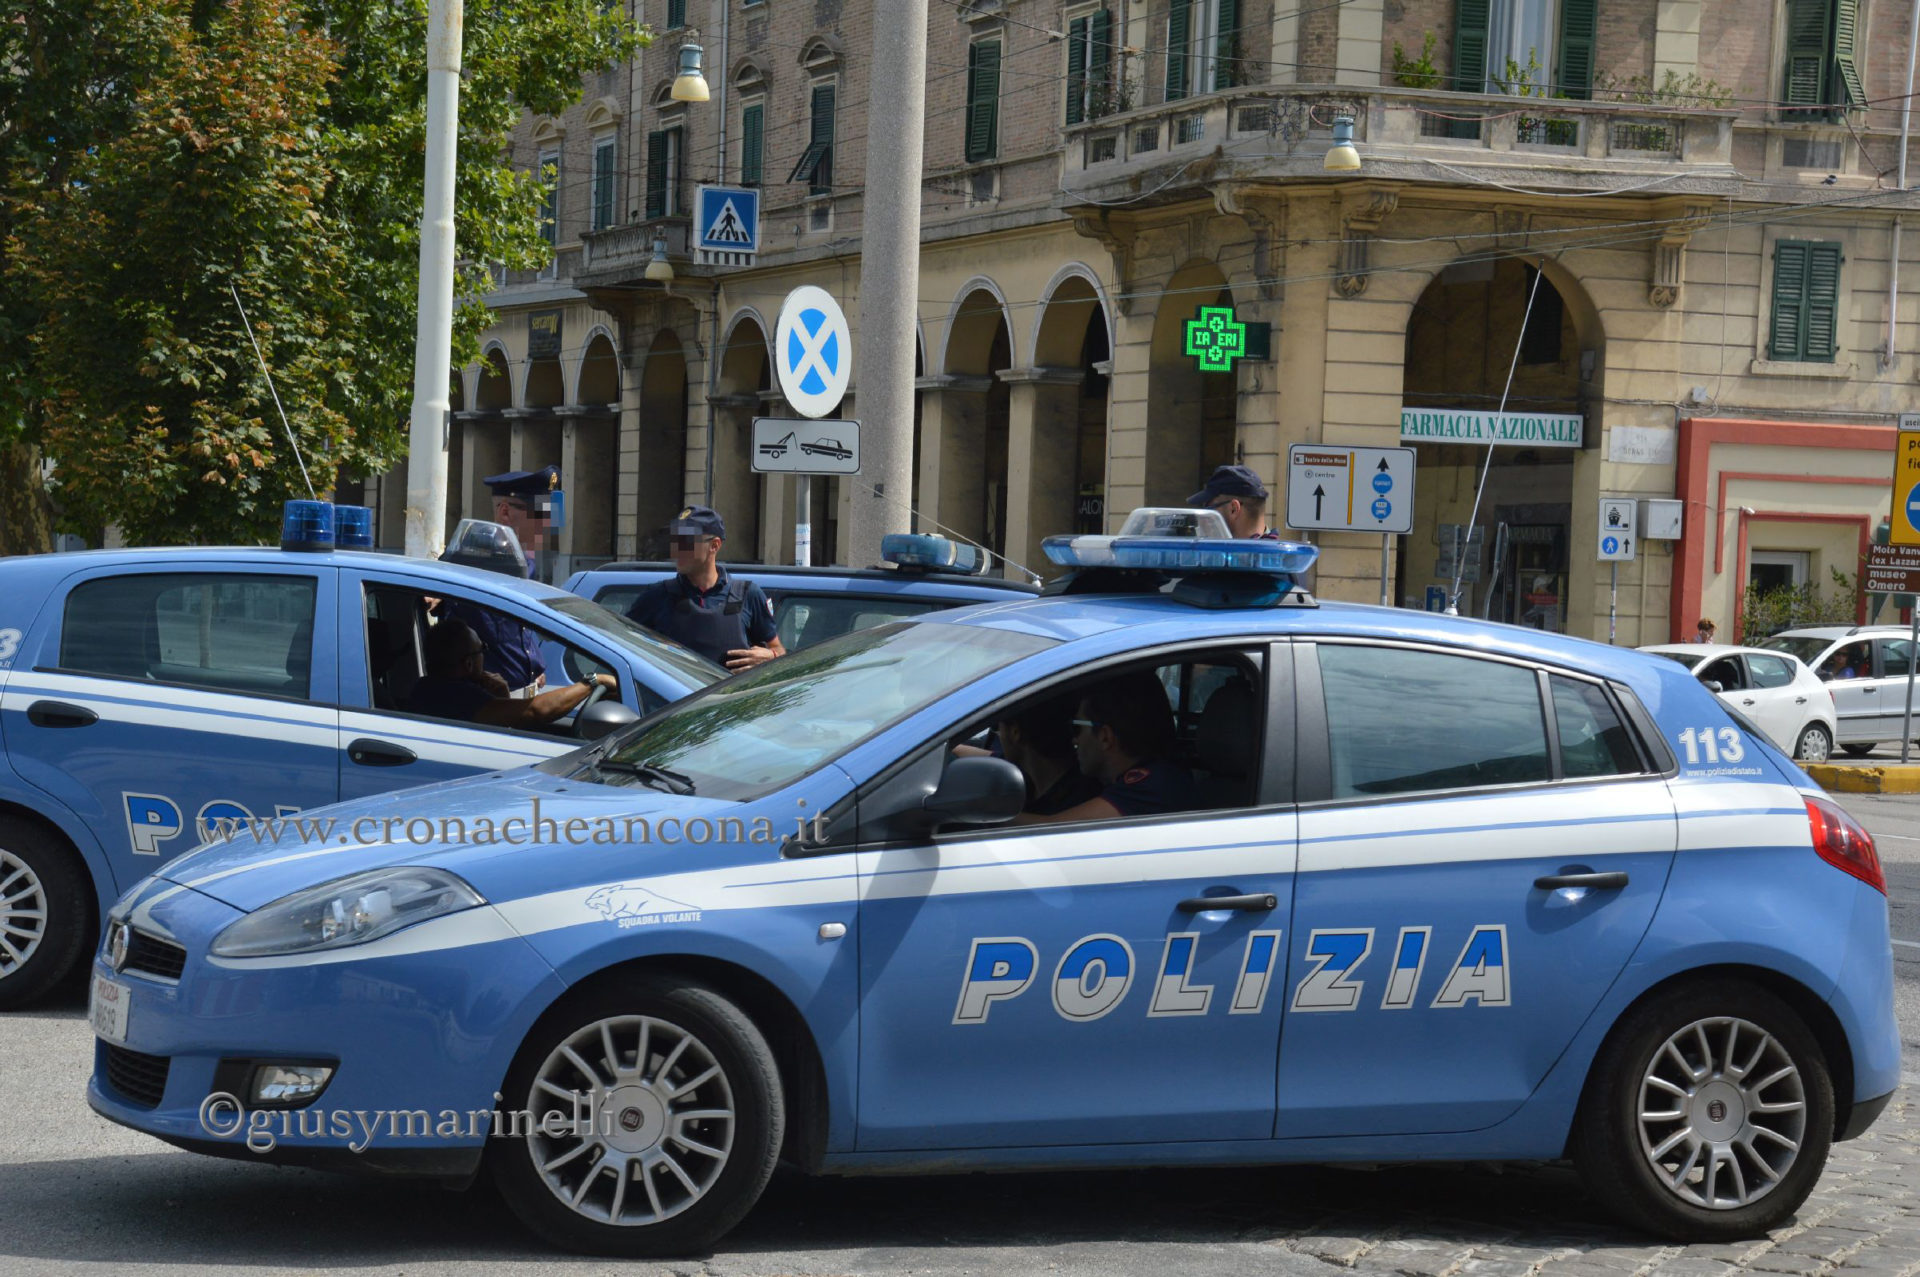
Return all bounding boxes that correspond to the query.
[89,974,130,1044]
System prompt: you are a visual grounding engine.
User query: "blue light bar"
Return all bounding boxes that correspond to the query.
[1041,534,1318,576]
[881,533,987,575]
[281,500,335,552]
[334,504,374,549]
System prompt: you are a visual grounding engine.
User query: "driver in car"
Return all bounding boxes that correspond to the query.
[410,619,615,729]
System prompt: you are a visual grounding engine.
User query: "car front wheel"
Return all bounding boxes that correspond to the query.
[1838,743,1875,758]
[491,976,784,1256]
[1793,723,1832,763]
[1574,981,1833,1240]
[0,817,90,1011]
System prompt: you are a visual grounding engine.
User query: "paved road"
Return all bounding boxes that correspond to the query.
[1,798,1914,1276]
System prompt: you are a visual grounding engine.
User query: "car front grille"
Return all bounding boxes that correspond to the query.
[123,930,186,981]
[104,1045,171,1109]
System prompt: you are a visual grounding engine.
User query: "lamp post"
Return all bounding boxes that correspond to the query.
[404,0,463,558]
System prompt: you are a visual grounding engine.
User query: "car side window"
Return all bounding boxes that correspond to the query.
[60,573,317,699]
[1317,645,1549,798]
[1873,638,1916,679]
[1549,676,1643,779]
[1696,657,1745,691]
[1819,641,1872,681]
[774,593,947,650]
[1745,653,1795,689]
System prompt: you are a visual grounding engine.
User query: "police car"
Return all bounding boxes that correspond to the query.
[0,505,720,1007]
[85,512,1896,1255]
[565,536,1038,652]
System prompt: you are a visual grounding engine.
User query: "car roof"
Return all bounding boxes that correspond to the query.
[574,561,1039,595]
[1767,625,1905,639]
[5,546,573,604]
[1641,643,1808,662]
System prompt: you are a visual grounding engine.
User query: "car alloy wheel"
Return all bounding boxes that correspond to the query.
[0,849,47,979]
[1794,724,1832,763]
[1635,1015,1808,1210]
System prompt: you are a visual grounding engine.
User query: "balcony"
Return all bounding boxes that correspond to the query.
[575,218,708,292]
[1062,84,1741,207]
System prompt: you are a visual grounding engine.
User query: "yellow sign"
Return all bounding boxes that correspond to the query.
[1894,431,1920,547]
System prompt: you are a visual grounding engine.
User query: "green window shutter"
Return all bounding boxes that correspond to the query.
[592,142,615,230]
[810,83,835,193]
[966,41,1001,161]
[741,103,764,186]
[1805,241,1843,360]
[667,0,685,28]
[1770,241,1810,360]
[1166,0,1191,101]
[644,131,667,220]
[1215,0,1240,89]
[1832,0,1863,107]
[1555,0,1596,99]
[1066,16,1089,126]
[1784,0,1830,108]
[1088,9,1114,118]
[1454,0,1490,93]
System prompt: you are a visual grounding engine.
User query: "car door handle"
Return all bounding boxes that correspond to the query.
[1534,871,1629,890]
[1177,893,1278,913]
[1741,697,1756,705]
[1796,696,1808,704]
[26,700,97,729]
[348,738,417,767]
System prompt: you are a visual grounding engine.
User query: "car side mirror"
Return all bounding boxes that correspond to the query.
[576,699,638,741]
[1702,680,1725,694]
[923,757,1027,827]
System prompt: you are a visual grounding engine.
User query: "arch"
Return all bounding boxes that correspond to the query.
[938,276,1013,375]
[798,35,843,71]
[926,283,1014,562]
[732,58,770,92]
[582,95,622,132]
[652,81,688,110]
[1143,259,1240,509]
[722,307,775,371]
[715,312,772,560]
[574,328,621,406]
[1029,263,1114,367]
[523,355,565,410]
[636,328,691,557]
[530,118,565,148]
[475,344,515,410]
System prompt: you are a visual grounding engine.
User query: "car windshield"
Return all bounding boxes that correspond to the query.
[1649,651,1703,670]
[570,621,1053,800]
[543,595,724,689]
[1755,636,1831,665]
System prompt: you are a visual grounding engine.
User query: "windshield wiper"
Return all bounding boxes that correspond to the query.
[584,758,697,795]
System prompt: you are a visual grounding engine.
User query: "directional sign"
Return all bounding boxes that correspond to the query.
[775,286,851,419]
[1598,498,1636,562]
[1890,429,1920,547]
[751,417,860,475]
[1284,443,1415,534]
[1865,542,1920,595]
[695,185,760,265]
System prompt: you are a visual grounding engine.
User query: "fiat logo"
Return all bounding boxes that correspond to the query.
[619,1107,643,1133]
[1707,1099,1727,1123]
[107,921,130,972]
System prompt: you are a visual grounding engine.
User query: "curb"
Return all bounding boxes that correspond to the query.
[1801,762,1920,793]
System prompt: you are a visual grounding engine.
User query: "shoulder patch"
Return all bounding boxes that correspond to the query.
[1121,767,1150,785]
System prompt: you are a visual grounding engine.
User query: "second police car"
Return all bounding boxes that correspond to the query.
[84,511,1897,1255]
[0,504,720,1007]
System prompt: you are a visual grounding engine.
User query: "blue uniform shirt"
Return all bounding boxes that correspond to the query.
[441,601,546,692]
[1101,758,1199,818]
[626,567,778,667]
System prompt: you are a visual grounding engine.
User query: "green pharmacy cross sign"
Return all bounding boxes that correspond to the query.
[1184,305,1249,373]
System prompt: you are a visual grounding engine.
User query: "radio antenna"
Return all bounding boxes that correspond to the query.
[230,282,317,499]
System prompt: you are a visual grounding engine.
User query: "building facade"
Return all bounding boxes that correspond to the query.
[352,0,1920,644]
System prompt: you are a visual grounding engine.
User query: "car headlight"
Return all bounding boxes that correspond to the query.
[209,867,486,958]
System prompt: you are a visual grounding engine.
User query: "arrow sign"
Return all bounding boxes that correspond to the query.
[1286,444,1415,534]
[1313,485,1325,520]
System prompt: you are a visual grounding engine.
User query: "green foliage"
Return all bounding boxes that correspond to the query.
[1494,49,1547,98]
[1593,69,1736,109]
[1390,32,1441,90]
[1741,569,1860,643]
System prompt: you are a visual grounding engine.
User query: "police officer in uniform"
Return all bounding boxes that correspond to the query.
[1189,464,1281,540]
[438,467,558,696]
[625,507,785,671]
[1018,672,1197,824]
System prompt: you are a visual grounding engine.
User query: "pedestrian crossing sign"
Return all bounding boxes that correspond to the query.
[696,186,760,266]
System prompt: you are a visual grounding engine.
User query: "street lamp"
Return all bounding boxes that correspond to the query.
[1324,114,1361,172]
[645,233,675,283]
[671,44,710,103]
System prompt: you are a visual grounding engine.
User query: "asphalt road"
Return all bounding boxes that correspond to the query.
[0,799,1914,1276]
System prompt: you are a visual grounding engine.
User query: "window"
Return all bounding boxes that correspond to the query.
[665,0,685,28]
[740,101,765,186]
[590,136,617,231]
[1165,0,1240,100]
[1452,0,1596,98]
[1768,239,1843,362]
[645,126,683,219]
[1549,676,1642,779]
[1783,0,1863,116]
[1872,638,1916,679]
[1818,640,1873,682]
[789,82,835,194]
[537,150,561,246]
[62,573,318,699]
[1746,653,1797,689]
[965,40,1002,162]
[1065,8,1114,124]
[591,583,952,652]
[1317,645,1550,797]
[1696,656,1747,692]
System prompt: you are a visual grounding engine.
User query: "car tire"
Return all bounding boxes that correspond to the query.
[1838,743,1875,758]
[0,816,91,1011]
[1792,724,1832,763]
[490,976,784,1256]
[1573,980,1833,1241]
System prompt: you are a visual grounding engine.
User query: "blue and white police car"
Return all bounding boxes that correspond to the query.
[84,512,1897,1255]
[0,506,719,1007]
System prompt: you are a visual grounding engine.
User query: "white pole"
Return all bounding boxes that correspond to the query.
[846,0,928,566]
[405,0,462,559]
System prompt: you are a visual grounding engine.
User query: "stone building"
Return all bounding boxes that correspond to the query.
[353,0,1920,643]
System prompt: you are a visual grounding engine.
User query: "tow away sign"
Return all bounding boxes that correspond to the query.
[1285,444,1415,534]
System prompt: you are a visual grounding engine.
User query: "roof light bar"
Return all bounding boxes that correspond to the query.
[281,500,335,553]
[881,533,988,576]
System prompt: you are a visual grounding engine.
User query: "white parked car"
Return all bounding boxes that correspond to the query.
[1639,643,1838,761]
[1752,626,1920,757]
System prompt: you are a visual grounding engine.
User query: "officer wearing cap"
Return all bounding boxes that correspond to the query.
[1189,464,1280,540]
[625,507,785,671]
[437,466,559,696]
[483,465,561,578]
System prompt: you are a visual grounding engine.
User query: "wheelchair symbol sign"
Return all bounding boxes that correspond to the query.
[775,286,851,419]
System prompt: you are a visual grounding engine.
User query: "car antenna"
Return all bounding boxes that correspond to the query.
[229,282,318,500]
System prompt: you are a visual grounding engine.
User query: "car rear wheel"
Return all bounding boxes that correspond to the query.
[0,818,90,1011]
[1838,743,1875,758]
[1574,980,1832,1240]
[491,977,783,1256]
[1792,724,1832,763]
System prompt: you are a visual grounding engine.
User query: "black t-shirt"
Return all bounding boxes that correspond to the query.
[408,674,495,722]
[1028,767,1102,816]
[1100,758,1199,817]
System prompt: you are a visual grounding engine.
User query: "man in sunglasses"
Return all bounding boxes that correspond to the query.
[1018,673,1197,824]
[625,506,785,671]
[1188,464,1280,541]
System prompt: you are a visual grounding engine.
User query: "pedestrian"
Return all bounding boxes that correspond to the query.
[1694,617,1717,644]
[1188,464,1279,540]
[625,506,786,671]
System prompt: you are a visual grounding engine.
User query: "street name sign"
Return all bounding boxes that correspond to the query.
[752,417,861,475]
[1890,429,1920,547]
[1598,498,1636,562]
[1866,543,1920,595]
[774,286,851,419]
[1284,443,1415,534]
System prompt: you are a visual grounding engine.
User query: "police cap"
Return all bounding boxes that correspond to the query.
[483,466,560,502]
[1187,464,1269,507]
[668,505,726,540]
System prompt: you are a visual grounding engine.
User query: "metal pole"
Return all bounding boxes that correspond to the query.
[1609,561,1618,645]
[846,0,927,566]
[795,477,811,567]
[701,0,732,509]
[404,0,461,559]
[1888,0,1917,368]
[1902,605,1918,763]
[1379,534,1390,606]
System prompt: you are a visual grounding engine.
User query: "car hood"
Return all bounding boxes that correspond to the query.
[157,768,748,913]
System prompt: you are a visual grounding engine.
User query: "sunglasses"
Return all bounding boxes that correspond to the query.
[1071,718,1104,732]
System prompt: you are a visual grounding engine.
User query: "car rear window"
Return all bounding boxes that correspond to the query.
[1755,635,1828,664]
[61,573,317,699]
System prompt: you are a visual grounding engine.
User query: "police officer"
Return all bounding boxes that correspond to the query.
[1189,464,1280,540]
[625,507,785,671]
[482,465,560,579]
[437,467,557,696]
[1018,672,1197,824]
[409,618,612,728]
